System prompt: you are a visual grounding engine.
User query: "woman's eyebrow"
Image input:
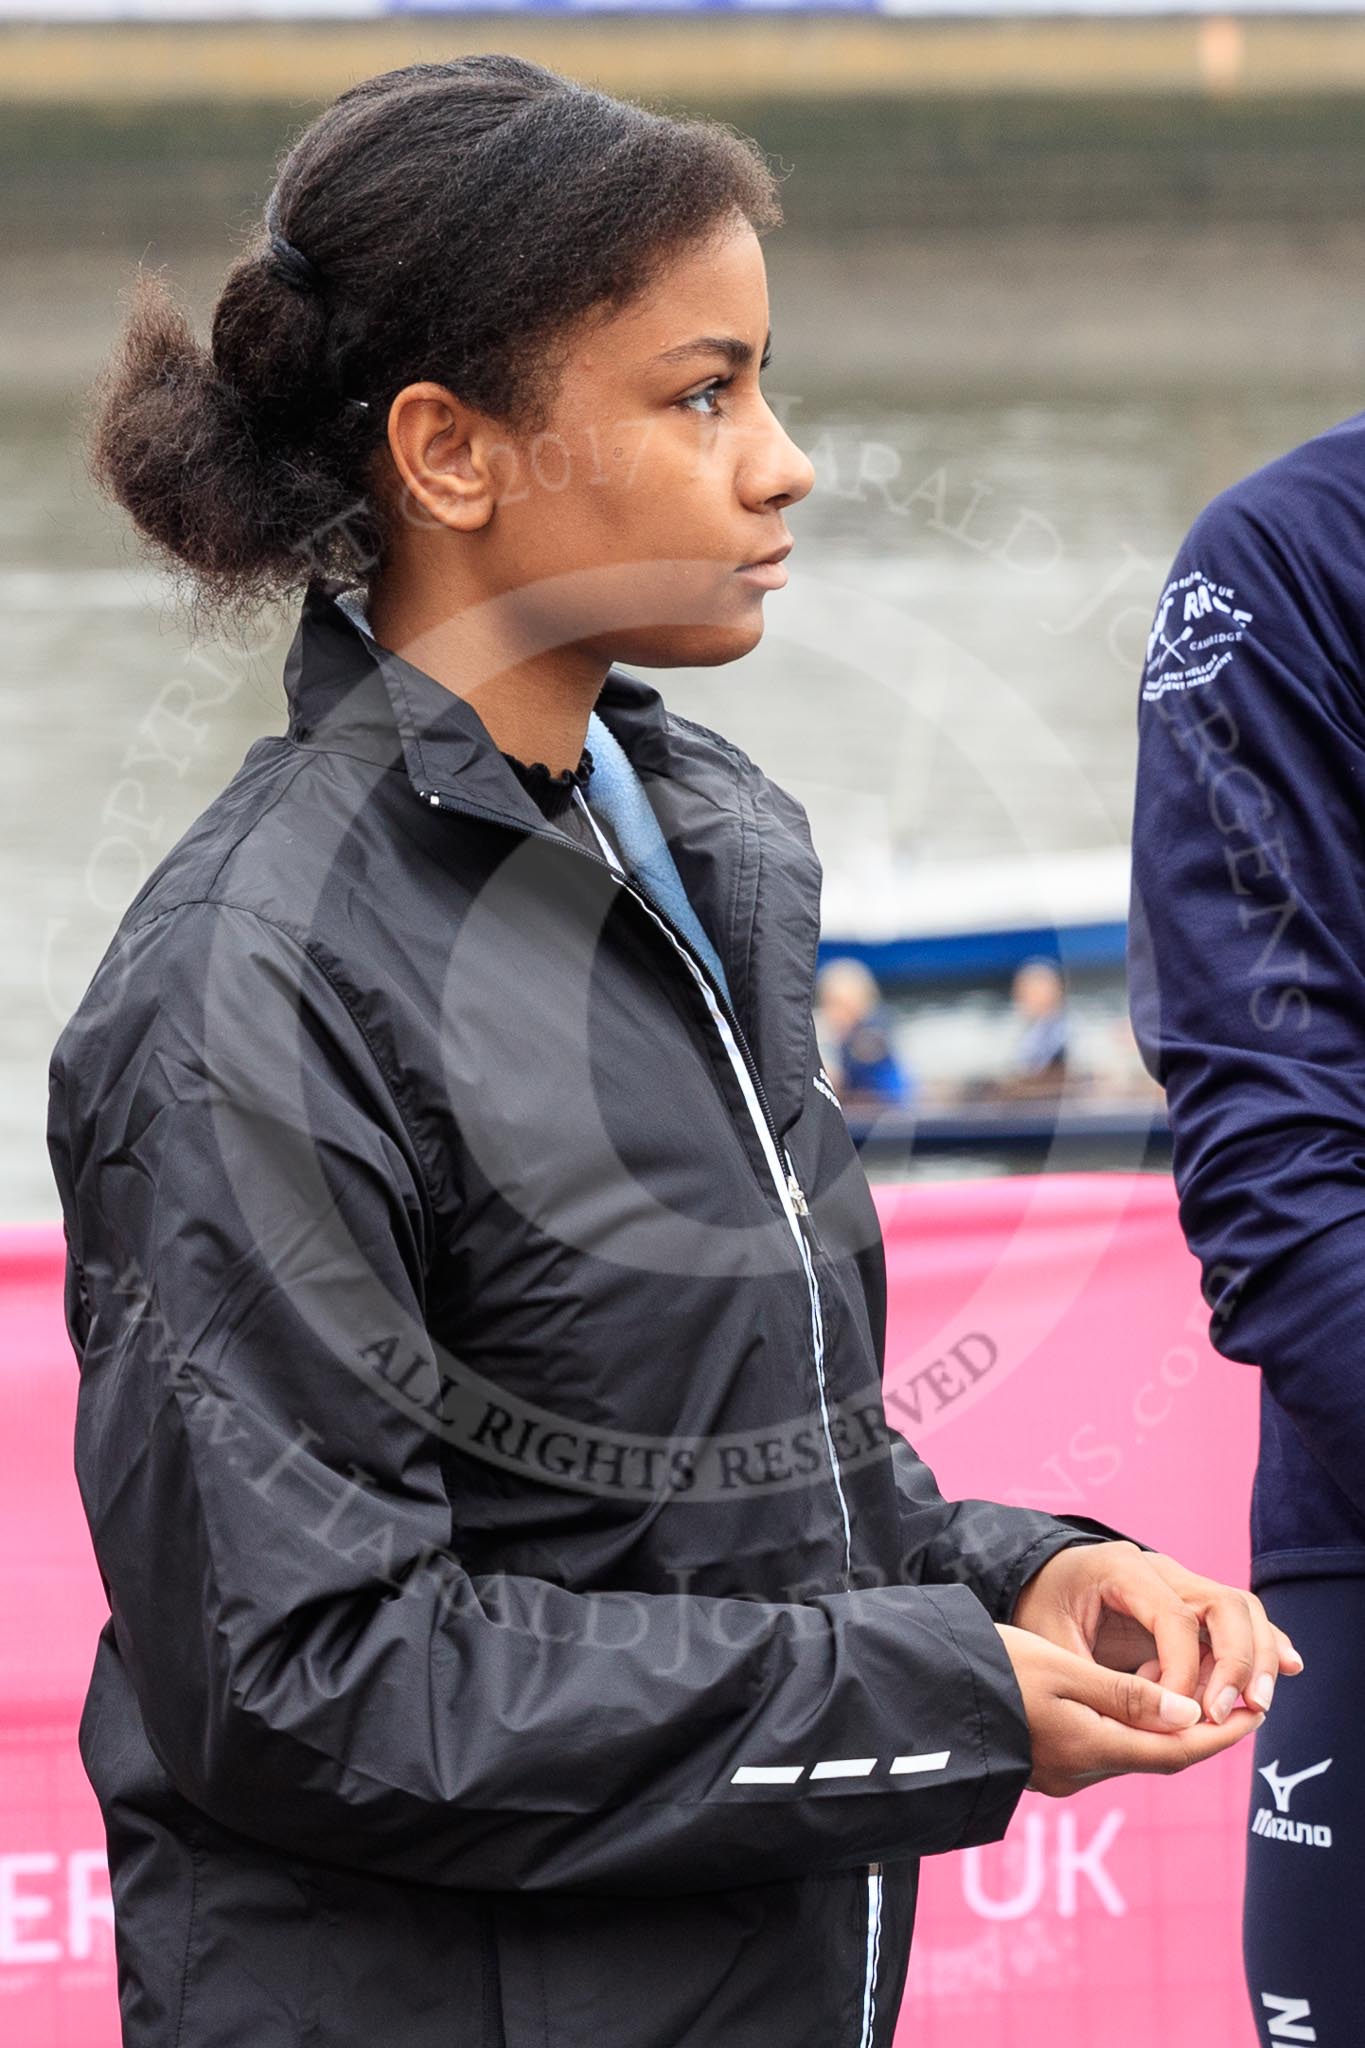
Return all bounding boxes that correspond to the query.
[652,330,772,369]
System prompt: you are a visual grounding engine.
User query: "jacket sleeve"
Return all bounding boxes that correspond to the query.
[1128,474,1365,1521]
[47,898,1038,1900]
[890,1432,1150,1624]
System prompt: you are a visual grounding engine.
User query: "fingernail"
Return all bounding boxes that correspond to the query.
[1250,1673,1275,1712]
[1285,1647,1305,1671]
[1211,1685,1241,1725]
[1159,1689,1203,1728]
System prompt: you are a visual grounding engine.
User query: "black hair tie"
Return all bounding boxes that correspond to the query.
[260,188,367,415]
[263,187,322,296]
[268,229,321,296]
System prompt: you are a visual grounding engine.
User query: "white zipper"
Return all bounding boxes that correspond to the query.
[571,792,877,2046]
[858,1863,883,2048]
[569,789,854,1586]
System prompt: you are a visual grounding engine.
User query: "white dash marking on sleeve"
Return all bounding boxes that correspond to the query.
[731,1764,805,1784]
[889,1750,951,1776]
[809,1757,878,1780]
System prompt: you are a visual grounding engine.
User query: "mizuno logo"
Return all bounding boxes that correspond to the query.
[1258,1757,1332,1813]
[1252,1758,1335,1849]
[1251,1809,1332,1848]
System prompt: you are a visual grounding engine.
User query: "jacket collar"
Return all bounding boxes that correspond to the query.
[283,581,821,1137]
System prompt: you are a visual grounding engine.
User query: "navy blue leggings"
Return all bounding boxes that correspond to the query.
[1243,1576,1365,2044]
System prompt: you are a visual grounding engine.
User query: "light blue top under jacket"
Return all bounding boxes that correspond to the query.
[333,587,733,1009]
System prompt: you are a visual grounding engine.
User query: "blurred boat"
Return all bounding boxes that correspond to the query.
[816,847,1169,1169]
[817,844,1131,987]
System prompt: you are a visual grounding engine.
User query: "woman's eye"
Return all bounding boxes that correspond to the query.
[679,378,730,419]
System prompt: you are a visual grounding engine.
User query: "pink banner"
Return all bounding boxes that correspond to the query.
[0,1177,1261,2046]
[878,1173,1259,2048]
[1,1226,115,2046]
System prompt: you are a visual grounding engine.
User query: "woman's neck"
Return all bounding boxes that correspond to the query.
[366,578,608,776]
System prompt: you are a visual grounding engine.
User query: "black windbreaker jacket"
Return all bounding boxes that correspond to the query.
[46,584,1133,2048]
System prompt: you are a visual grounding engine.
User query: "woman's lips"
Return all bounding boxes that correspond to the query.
[735,559,789,587]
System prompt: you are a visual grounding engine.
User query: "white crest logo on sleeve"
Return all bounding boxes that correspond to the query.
[1142,568,1254,702]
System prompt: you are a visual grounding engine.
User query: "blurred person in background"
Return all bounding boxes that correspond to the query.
[960,954,1076,1104]
[1128,413,1365,2045]
[814,954,916,1110]
[1008,955,1070,1089]
[46,54,1291,2048]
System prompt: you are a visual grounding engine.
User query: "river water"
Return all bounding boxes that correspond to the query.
[5,231,1360,1219]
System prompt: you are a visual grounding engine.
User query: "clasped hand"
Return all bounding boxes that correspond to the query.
[994,1540,1304,1797]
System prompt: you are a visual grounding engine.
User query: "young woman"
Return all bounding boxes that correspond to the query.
[1129,411,1365,2045]
[51,55,1288,2048]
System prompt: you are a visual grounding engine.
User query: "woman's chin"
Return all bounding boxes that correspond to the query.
[606,616,766,670]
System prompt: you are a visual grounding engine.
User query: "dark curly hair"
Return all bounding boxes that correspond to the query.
[85,54,784,636]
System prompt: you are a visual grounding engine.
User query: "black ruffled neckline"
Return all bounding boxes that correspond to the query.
[501,743,594,818]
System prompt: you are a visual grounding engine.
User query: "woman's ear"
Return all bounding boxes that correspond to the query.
[383,381,501,535]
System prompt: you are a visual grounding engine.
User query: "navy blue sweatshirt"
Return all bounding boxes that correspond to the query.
[1128,407,1365,1589]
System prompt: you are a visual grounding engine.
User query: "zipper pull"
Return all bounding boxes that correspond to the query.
[786,1169,809,1217]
